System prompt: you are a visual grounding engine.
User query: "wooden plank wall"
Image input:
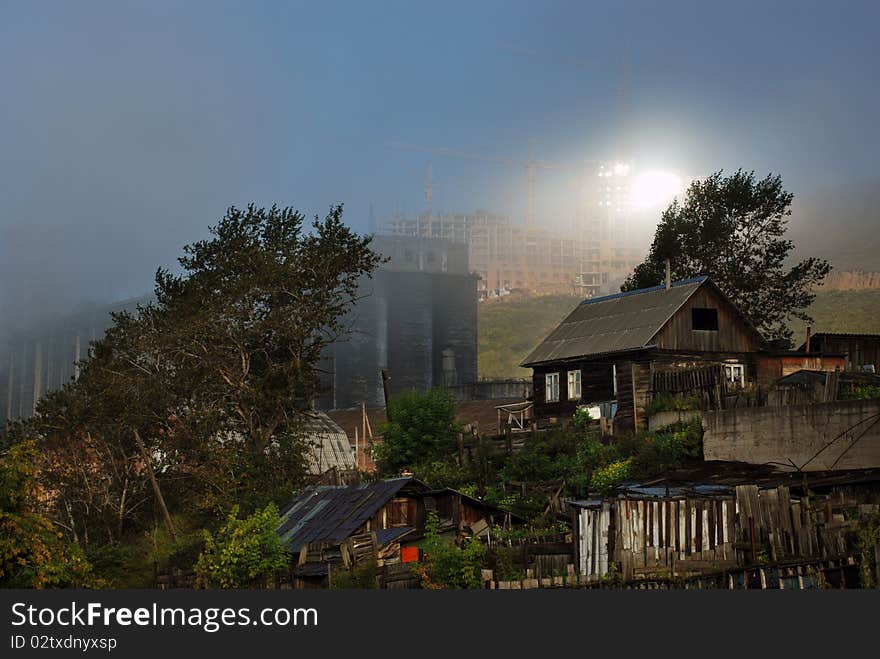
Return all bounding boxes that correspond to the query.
[652,286,764,353]
[576,485,869,582]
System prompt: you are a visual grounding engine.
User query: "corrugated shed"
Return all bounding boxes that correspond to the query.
[278,478,416,551]
[300,411,357,475]
[520,277,708,366]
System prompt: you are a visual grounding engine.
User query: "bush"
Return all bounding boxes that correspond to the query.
[590,459,633,494]
[194,503,290,588]
[415,512,486,589]
[841,384,880,401]
[330,555,378,589]
[646,392,703,416]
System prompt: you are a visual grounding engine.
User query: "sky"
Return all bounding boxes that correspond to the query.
[1,0,879,329]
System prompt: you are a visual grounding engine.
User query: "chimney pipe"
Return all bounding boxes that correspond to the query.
[805,326,811,353]
[664,259,671,290]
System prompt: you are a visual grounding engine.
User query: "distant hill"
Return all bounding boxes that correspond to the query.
[479,289,880,378]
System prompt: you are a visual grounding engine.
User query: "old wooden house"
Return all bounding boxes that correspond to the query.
[520,277,768,431]
[277,477,522,587]
[797,332,880,373]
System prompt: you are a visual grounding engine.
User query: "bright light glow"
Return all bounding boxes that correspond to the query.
[629,170,683,209]
[613,162,630,176]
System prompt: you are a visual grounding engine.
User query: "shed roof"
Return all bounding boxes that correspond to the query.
[521,277,709,366]
[278,477,423,551]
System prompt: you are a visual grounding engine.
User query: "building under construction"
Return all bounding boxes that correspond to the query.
[1,296,149,425]
[320,236,478,410]
[378,161,643,299]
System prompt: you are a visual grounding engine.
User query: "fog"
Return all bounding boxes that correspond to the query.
[2,1,879,339]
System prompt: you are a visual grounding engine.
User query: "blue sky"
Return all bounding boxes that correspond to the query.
[1,1,878,318]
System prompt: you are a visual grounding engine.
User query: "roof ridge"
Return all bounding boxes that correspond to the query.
[578,276,707,306]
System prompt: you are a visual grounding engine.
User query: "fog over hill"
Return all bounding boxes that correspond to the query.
[790,178,880,273]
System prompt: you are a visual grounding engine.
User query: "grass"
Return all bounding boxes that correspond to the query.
[478,294,581,379]
[478,289,880,379]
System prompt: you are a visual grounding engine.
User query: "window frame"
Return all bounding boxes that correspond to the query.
[545,372,560,402]
[567,369,582,400]
[723,363,745,388]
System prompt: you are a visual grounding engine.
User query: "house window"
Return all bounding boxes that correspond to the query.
[723,363,745,388]
[692,308,719,331]
[545,372,560,402]
[612,364,618,397]
[567,370,582,400]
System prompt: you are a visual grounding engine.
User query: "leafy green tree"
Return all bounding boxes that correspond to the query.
[623,170,831,342]
[194,503,290,588]
[22,203,384,542]
[0,441,99,588]
[374,389,462,476]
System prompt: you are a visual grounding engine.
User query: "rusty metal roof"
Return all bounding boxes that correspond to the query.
[277,477,423,551]
[520,277,708,366]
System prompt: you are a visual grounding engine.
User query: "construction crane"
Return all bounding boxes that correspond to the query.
[391,140,570,230]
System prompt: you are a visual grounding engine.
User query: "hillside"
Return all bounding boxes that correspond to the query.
[478,289,880,378]
[478,294,582,379]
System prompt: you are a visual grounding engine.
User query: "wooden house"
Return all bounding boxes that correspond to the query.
[797,332,880,373]
[520,277,768,431]
[277,477,522,587]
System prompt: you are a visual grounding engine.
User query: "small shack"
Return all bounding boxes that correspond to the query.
[278,477,523,587]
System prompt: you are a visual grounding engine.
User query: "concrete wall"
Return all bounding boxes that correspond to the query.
[702,399,880,471]
[648,409,704,431]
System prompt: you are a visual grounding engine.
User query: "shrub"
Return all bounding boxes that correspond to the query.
[415,512,486,589]
[330,554,378,589]
[841,384,880,401]
[194,503,290,588]
[646,392,703,416]
[590,459,633,494]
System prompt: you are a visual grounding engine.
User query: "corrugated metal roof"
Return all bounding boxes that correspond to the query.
[277,478,417,551]
[375,526,416,545]
[521,277,708,366]
[300,411,357,475]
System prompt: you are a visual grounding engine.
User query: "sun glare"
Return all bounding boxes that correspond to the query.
[630,170,684,209]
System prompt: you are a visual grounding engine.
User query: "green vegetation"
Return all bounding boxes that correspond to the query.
[376,390,704,523]
[478,294,581,378]
[194,503,290,588]
[374,388,463,477]
[855,514,880,588]
[413,512,486,589]
[0,441,100,588]
[841,384,880,400]
[646,392,703,416]
[329,556,378,589]
[624,169,831,342]
[0,204,382,588]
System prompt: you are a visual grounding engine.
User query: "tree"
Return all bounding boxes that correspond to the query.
[0,441,99,588]
[194,503,290,588]
[374,389,462,476]
[623,170,831,342]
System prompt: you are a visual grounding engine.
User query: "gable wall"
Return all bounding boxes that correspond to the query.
[652,285,763,353]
